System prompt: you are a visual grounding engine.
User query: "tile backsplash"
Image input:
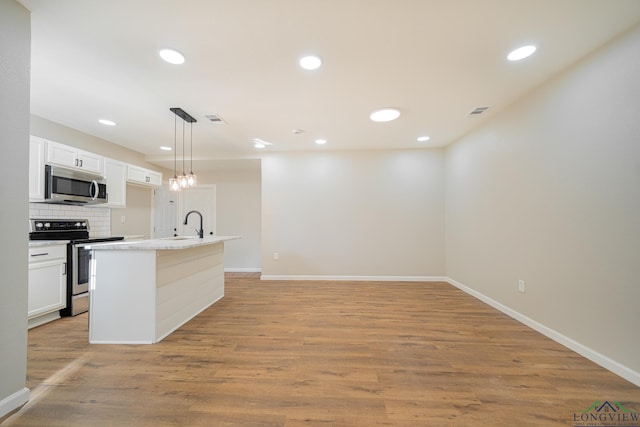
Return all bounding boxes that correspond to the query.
[29,203,111,237]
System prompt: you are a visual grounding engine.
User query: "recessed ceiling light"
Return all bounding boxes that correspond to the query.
[160,146,172,151]
[370,108,400,122]
[299,55,322,70]
[507,45,536,61]
[417,136,430,142]
[98,119,116,126]
[315,139,327,145]
[253,138,272,149]
[159,48,185,65]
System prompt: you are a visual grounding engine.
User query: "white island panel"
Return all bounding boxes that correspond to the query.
[155,244,225,341]
[89,250,156,344]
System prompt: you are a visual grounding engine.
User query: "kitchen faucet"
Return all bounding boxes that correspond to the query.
[184,210,204,239]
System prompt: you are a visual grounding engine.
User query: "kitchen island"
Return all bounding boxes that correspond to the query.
[87,235,240,344]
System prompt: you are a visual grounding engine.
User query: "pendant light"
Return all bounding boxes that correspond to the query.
[187,120,197,187]
[169,107,197,191]
[178,118,188,188]
[168,114,181,192]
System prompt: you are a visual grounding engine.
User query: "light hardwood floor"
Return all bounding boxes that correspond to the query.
[4,274,639,426]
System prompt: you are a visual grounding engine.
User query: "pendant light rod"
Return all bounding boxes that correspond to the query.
[182,119,186,174]
[173,114,177,177]
[189,121,194,173]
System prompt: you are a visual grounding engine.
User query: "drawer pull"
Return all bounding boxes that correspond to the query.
[30,253,49,257]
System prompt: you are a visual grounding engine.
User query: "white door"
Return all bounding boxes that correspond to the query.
[178,185,216,237]
[153,187,177,238]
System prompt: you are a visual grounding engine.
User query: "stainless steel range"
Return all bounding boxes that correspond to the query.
[29,219,124,316]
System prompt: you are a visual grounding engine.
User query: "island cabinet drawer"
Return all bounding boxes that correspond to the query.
[29,245,67,263]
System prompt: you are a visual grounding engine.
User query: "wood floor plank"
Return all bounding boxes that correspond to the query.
[3,274,639,426]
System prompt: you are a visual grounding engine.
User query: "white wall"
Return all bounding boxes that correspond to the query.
[0,0,30,417]
[198,167,262,271]
[445,25,640,377]
[110,185,153,238]
[261,150,445,278]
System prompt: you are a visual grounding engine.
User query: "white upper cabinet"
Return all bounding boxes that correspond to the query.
[104,158,127,208]
[127,165,162,187]
[47,141,104,175]
[29,135,46,202]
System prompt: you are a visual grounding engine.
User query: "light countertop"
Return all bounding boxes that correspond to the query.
[87,235,240,251]
[29,240,69,247]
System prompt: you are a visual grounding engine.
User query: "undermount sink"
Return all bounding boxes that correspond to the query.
[162,236,199,240]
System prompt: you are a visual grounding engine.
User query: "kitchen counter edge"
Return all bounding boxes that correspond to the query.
[29,240,70,247]
[87,235,241,251]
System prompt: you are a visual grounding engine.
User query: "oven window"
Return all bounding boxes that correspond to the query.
[77,246,91,285]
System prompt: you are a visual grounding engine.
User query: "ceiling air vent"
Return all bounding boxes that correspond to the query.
[204,114,226,124]
[467,106,489,117]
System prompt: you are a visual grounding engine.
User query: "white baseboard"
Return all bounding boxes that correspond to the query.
[225,268,262,273]
[28,311,60,330]
[446,277,640,388]
[260,274,448,282]
[0,387,29,419]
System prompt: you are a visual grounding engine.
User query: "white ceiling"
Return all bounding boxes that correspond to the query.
[19,0,640,171]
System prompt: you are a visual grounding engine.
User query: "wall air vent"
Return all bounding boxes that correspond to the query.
[205,114,226,124]
[467,106,489,117]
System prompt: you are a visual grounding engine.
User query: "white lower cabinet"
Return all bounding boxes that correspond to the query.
[28,245,67,329]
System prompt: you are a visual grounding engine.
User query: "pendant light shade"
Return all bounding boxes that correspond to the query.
[169,107,197,191]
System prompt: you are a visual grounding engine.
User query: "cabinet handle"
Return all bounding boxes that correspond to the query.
[30,253,48,257]
[63,262,67,275]
[75,158,79,167]
[80,159,83,167]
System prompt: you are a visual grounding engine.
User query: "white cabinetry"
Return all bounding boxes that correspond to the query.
[28,244,67,329]
[29,136,46,202]
[127,165,162,187]
[47,141,104,175]
[104,158,127,207]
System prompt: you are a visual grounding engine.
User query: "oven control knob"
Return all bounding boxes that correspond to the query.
[75,222,81,227]
[35,222,43,228]
[44,222,50,228]
[81,222,86,227]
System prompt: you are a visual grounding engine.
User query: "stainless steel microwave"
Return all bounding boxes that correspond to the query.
[44,165,108,205]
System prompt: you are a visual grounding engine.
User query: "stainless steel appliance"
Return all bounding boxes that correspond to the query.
[29,219,124,316]
[45,165,108,205]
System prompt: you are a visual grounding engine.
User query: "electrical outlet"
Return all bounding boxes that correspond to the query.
[120,215,126,224]
[273,252,279,260]
[518,280,525,293]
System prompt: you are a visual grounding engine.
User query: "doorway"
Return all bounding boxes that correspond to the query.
[153,187,177,238]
